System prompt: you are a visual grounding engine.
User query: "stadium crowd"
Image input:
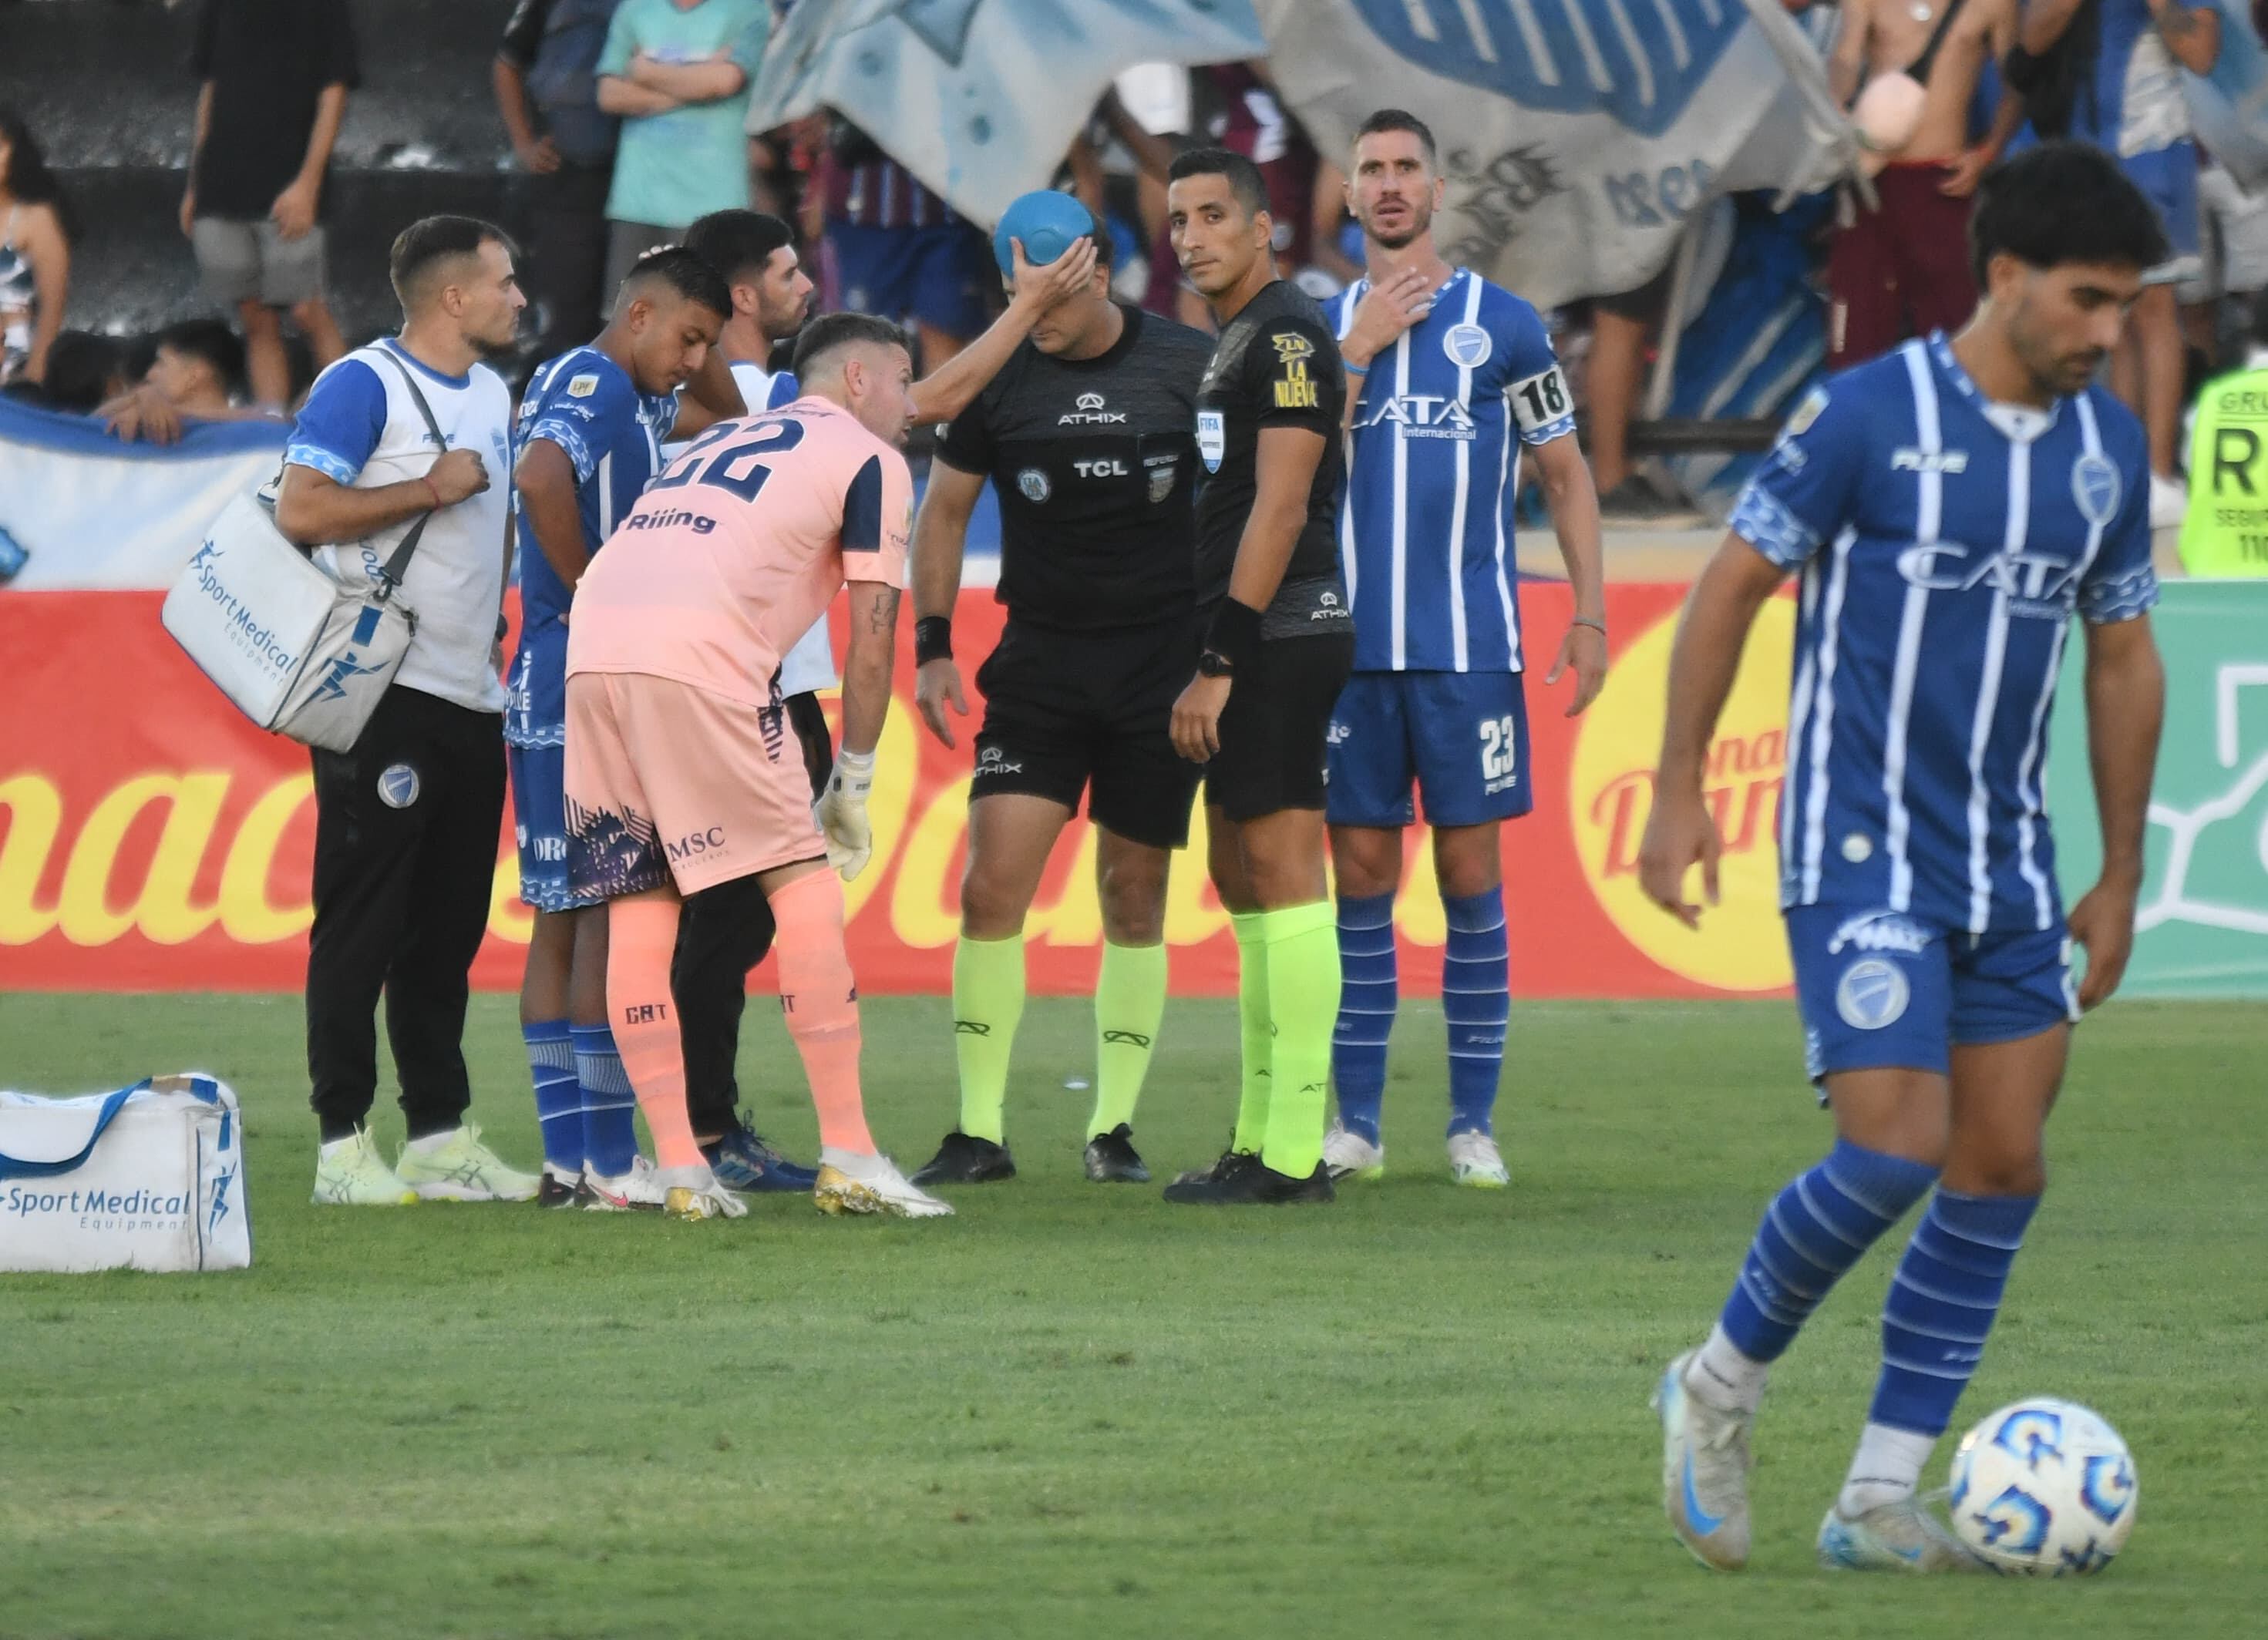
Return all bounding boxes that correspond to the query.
[3,1,2262,536]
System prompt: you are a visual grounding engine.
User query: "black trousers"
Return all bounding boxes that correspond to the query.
[516,163,613,367]
[306,685,506,1143]
[675,691,834,1136]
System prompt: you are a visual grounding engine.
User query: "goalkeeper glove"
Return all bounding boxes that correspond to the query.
[814,746,877,881]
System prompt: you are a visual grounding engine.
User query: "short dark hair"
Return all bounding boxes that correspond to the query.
[40,330,124,413]
[618,245,732,318]
[154,318,247,395]
[792,311,912,379]
[1968,142,2170,287]
[388,216,516,308]
[1354,108,1438,168]
[682,210,798,288]
[1168,146,1269,220]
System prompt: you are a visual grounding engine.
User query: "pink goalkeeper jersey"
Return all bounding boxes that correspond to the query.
[566,398,913,707]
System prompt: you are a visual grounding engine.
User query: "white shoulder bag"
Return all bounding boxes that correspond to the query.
[161,351,450,752]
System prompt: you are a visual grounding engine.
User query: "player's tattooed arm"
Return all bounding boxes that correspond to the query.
[838,580,901,758]
[1634,536,1788,926]
[906,237,1100,426]
[2068,613,2165,1008]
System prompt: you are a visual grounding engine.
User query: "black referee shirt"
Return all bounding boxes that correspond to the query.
[935,304,1213,631]
[1192,279,1347,627]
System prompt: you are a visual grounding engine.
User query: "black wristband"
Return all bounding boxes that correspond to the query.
[1204,597,1264,670]
[914,615,953,665]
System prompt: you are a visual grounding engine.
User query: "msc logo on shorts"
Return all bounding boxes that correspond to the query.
[376,764,420,808]
[665,827,726,862]
[1835,958,1911,1031]
[1827,910,1929,956]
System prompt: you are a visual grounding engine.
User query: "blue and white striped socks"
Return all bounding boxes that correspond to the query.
[1714,1138,1940,1369]
[1442,888,1509,1137]
[570,1022,640,1179]
[1331,892,1397,1145]
[524,1019,580,1174]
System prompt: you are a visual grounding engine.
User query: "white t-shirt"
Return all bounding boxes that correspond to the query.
[729,358,840,697]
[284,338,513,713]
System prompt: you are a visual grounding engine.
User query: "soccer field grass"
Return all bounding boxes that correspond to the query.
[1,993,2263,1638]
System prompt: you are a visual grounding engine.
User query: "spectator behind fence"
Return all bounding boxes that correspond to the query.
[816,115,993,368]
[0,107,72,388]
[272,215,539,1209]
[98,318,281,444]
[593,0,769,307]
[2011,0,2222,523]
[2179,287,2268,573]
[1824,0,2020,368]
[183,0,358,411]
[495,0,627,363]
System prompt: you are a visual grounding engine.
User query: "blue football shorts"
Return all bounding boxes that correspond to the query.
[1324,669,1533,829]
[1785,904,2079,1085]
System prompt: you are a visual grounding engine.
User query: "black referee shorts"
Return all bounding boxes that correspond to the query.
[1205,631,1357,823]
[972,616,1205,850]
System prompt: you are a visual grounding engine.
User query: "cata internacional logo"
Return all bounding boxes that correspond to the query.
[1348,0,1750,136]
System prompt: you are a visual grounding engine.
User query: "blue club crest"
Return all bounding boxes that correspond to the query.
[2072,453,2122,526]
[1348,0,1747,137]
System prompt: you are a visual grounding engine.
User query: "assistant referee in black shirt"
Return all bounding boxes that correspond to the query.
[903,208,1214,1189]
[1162,148,1354,1205]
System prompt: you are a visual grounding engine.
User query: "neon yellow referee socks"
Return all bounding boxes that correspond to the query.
[1091,939,1166,1138]
[1258,900,1340,1180]
[1229,910,1273,1152]
[952,933,1025,1144]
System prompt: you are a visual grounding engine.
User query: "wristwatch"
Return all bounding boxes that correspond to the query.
[1196,649,1234,678]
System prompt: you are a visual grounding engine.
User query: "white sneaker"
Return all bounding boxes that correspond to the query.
[813,1151,954,1218]
[393,1124,540,1201]
[1655,1350,1755,1571]
[1818,1494,1988,1574]
[2149,472,2188,530]
[1321,1121,1384,1181]
[583,1154,671,1212]
[655,1163,747,1222]
[1447,1130,1509,1188]
[311,1128,419,1206]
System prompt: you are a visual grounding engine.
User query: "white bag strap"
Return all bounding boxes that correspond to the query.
[371,348,452,596]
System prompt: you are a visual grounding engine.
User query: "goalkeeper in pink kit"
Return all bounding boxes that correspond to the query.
[562,312,948,1220]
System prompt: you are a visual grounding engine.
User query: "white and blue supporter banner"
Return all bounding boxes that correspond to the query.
[1258,0,1850,309]
[746,0,1270,227]
[0,398,288,590]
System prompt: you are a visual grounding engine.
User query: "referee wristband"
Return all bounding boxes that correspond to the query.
[914,616,953,665]
[1204,597,1264,671]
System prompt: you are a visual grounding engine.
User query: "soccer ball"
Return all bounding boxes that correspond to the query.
[1948,1397,2138,1575]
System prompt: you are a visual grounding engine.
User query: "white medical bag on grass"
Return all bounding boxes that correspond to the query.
[0,1075,251,1272]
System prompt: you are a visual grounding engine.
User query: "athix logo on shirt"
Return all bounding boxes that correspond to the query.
[1058,392,1127,425]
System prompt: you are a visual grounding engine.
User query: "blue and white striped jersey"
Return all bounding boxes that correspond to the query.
[1731,334,2158,936]
[1329,268,1575,674]
[513,344,679,636]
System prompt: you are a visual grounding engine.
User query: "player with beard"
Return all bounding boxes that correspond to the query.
[1320,109,1607,1189]
[1159,148,1352,1205]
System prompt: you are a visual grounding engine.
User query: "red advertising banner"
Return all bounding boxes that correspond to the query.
[2,583,1799,996]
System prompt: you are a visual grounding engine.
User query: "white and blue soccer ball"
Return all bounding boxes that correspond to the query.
[1949,1397,2138,1575]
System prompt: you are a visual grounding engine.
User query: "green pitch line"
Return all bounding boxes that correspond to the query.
[1,994,2262,1638]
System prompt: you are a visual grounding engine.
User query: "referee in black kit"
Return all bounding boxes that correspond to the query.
[903,203,1216,1188]
[273,217,541,1208]
[1161,149,1353,1206]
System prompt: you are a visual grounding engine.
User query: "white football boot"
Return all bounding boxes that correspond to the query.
[1321,1120,1384,1181]
[1818,1494,1990,1574]
[1446,1130,1509,1188]
[813,1150,954,1218]
[1655,1350,1755,1571]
